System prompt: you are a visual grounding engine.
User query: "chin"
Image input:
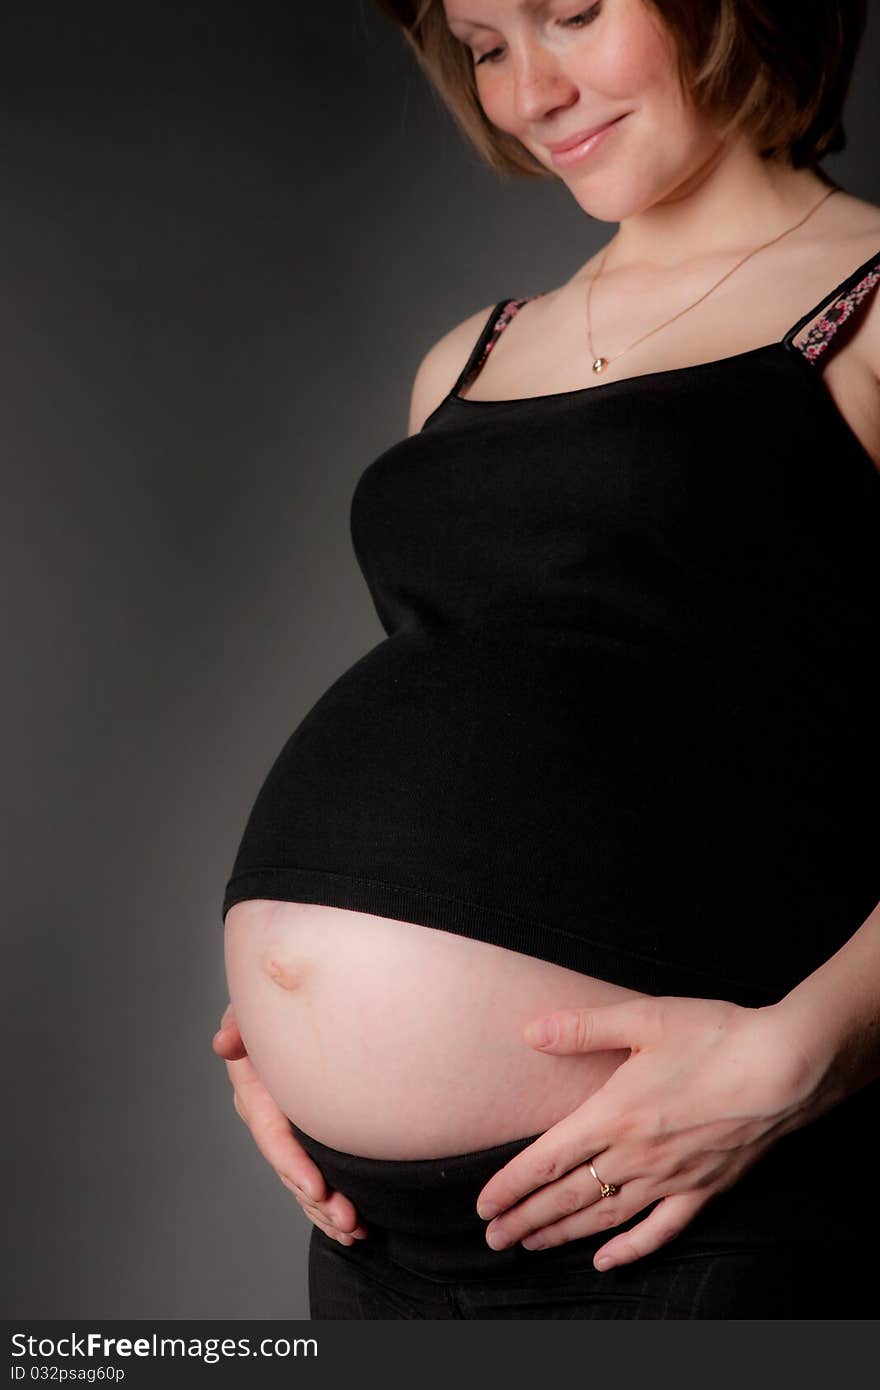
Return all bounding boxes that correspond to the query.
[563,177,655,225]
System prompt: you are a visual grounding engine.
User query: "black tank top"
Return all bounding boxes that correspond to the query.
[221,251,880,1008]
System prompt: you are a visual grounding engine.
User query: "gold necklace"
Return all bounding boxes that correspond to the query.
[586,186,839,374]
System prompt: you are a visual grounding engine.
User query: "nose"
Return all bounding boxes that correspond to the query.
[510,44,578,124]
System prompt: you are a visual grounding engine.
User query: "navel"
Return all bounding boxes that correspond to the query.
[262,954,308,991]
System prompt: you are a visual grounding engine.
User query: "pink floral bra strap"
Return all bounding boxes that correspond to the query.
[456,297,533,395]
[784,251,880,365]
[473,297,532,375]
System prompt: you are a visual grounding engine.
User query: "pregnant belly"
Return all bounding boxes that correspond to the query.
[224,898,648,1159]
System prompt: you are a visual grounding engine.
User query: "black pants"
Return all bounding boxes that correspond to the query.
[295,1089,880,1320]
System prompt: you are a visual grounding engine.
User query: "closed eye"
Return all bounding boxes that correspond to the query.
[472,5,602,68]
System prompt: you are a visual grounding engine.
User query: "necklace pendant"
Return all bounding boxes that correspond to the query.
[592,356,608,374]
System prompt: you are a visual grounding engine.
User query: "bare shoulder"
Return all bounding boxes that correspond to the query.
[407,301,498,435]
[832,188,880,233]
[832,188,880,267]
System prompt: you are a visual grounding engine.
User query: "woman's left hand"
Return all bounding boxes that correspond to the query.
[475,994,824,1271]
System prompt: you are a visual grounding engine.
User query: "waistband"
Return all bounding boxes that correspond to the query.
[291,1121,544,1239]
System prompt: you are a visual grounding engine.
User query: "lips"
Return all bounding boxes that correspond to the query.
[546,116,624,153]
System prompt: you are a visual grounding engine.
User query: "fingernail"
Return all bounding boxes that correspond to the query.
[477,1201,499,1220]
[595,1255,615,1271]
[521,1235,546,1250]
[525,1018,557,1046]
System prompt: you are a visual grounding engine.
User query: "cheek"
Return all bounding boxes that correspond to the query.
[590,14,679,108]
[474,76,516,136]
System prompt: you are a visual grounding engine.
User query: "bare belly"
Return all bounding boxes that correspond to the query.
[223,898,648,1159]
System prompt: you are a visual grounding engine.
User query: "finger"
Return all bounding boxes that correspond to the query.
[216,1031,248,1061]
[524,997,659,1054]
[224,1044,366,1235]
[590,1191,706,1270]
[476,1120,610,1220]
[213,1021,248,1061]
[278,1175,368,1240]
[226,1058,329,1204]
[507,1185,697,1262]
[321,1228,358,1246]
[281,1173,364,1231]
[284,1191,357,1245]
[483,1159,643,1249]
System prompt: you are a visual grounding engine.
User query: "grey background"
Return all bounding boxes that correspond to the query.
[2,0,878,1319]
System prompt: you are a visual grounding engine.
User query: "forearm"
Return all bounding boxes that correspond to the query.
[765,897,880,1112]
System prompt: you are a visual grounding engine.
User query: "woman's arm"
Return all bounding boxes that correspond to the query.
[763,896,880,1116]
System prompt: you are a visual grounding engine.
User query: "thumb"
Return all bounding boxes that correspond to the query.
[212,1010,248,1061]
[524,999,649,1054]
[212,1027,248,1061]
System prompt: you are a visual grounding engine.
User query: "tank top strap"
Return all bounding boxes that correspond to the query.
[782,248,880,364]
[451,297,533,397]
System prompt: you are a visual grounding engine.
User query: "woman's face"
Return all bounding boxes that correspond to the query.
[442,0,730,222]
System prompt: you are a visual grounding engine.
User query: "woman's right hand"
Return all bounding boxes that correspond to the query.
[212,1002,368,1246]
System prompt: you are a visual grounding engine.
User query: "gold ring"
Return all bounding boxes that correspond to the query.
[587,1158,619,1198]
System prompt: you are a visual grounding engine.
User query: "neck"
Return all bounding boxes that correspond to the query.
[607,137,838,273]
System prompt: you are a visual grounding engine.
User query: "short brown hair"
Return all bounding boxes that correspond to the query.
[373,0,868,181]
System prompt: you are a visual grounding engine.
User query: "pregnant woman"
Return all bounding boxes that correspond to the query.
[214,0,880,1318]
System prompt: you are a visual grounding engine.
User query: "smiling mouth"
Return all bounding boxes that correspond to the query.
[546,117,625,153]
[544,114,629,167]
